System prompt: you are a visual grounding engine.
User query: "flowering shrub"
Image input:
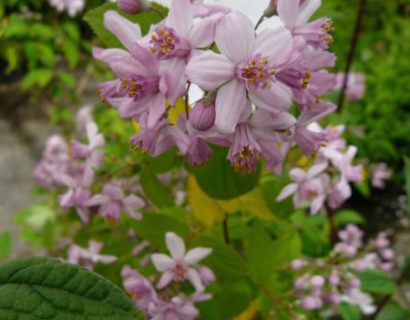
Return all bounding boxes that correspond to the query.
[2,1,409,320]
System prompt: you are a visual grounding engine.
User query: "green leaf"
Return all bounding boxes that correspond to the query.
[338,303,362,320]
[376,301,410,320]
[21,68,53,91]
[0,257,146,320]
[405,157,410,216]
[218,280,254,319]
[334,210,365,226]
[84,3,168,48]
[359,269,398,294]
[354,181,371,198]
[192,236,247,280]
[130,213,189,246]
[187,145,261,200]
[63,39,80,68]
[0,231,12,260]
[139,168,174,208]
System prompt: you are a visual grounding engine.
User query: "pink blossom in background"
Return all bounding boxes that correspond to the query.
[335,72,365,101]
[49,0,85,17]
[371,162,392,189]
[67,240,117,270]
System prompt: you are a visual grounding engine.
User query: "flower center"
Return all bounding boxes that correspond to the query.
[233,146,258,174]
[236,54,275,90]
[172,261,188,281]
[150,26,191,60]
[120,75,159,101]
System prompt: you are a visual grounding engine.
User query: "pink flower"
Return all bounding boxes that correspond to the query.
[186,12,293,133]
[67,240,117,270]
[335,72,365,101]
[49,0,84,17]
[121,265,157,314]
[371,162,392,189]
[331,146,365,183]
[148,295,199,320]
[276,162,328,214]
[75,105,94,133]
[85,181,144,223]
[70,122,105,170]
[151,232,212,292]
[277,0,334,49]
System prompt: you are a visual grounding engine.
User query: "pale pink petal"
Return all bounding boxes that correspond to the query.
[296,0,321,26]
[151,253,174,271]
[276,183,298,201]
[92,47,130,64]
[254,27,293,66]
[165,232,186,259]
[215,80,247,134]
[185,51,235,91]
[215,12,255,63]
[277,0,300,28]
[147,93,166,129]
[59,189,74,207]
[104,11,141,50]
[187,268,204,292]
[156,270,174,289]
[189,13,222,48]
[129,43,158,73]
[250,110,296,130]
[85,194,108,207]
[249,82,292,113]
[160,58,187,105]
[289,168,306,181]
[310,194,325,214]
[184,248,212,265]
[167,0,192,38]
[307,162,328,179]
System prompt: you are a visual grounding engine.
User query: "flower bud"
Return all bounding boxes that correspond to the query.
[189,98,216,131]
[328,273,340,286]
[118,0,151,15]
[301,296,322,310]
[349,277,361,288]
[310,275,325,288]
[294,276,306,291]
[291,259,306,270]
[382,249,394,260]
[198,266,215,286]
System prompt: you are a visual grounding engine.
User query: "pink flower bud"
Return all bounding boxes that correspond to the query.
[294,276,306,291]
[198,266,215,286]
[382,249,394,260]
[349,277,361,288]
[329,292,341,305]
[118,0,151,14]
[291,259,306,270]
[301,296,322,310]
[189,99,216,131]
[379,262,393,272]
[310,275,325,288]
[328,273,340,286]
[375,237,389,249]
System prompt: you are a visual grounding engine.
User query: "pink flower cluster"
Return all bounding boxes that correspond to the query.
[335,72,365,101]
[122,232,215,319]
[33,107,145,224]
[95,0,337,175]
[291,224,396,316]
[277,125,365,213]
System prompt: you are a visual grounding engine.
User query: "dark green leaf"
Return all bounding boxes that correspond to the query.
[0,231,12,260]
[334,210,365,226]
[376,301,410,320]
[0,257,146,319]
[139,168,174,208]
[21,69,53,90]
[338,303,362,320]
[187,145,261,200]
[359,269,398,294]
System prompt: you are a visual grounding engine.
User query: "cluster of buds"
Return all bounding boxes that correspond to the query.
[122,232,215,319]
[291,224,396,316]
[277,125,365,214]
[94,0,337,175]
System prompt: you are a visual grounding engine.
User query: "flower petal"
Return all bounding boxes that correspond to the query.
[215,80,247,134]
[189,13,222,48]
[215,12,255,63]
[276,183,298,201]
[254,27,293,66]
[310,194,325,214]
[104,10,141,50]
[151,253,174,272]
[184,247,212,265]
[165,232,186,259]
[187,268,204,292]
[185,51,235,91]
[156,270,174,289]
[167,0,192,38]
[92,47,130,64]
[249,82,292,113]
[296,0,321,26]
[147,93,166,129]
[160,58,187,105]
[277,0,300,28]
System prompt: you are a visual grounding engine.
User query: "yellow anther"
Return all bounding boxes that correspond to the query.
[262,58,268,65]
[159,29,165,35]
[269,69,275,75]
[305,71,311,79]
[151,34,157,41]
[151,47,157,54]
[316,96,321,104]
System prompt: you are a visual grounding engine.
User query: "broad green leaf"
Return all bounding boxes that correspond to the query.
[338,303,362,320]
[84,3,168,48]
[0,231,12,260]
[354,181,371,198]
[232,300,257,320]
[270,231,301,269]
[0,257,146,320]
[218,280,254,319]
[63,38,80,68]
[377,301,410,320]
[130,213,190,246]
[334,210,365,226]
[359,269,398,294]
[139,168,174,208]
[192,236,247,280]
[187,145,261,200]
